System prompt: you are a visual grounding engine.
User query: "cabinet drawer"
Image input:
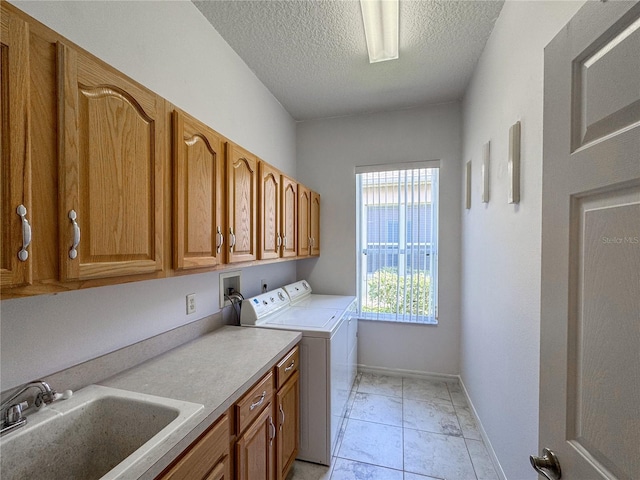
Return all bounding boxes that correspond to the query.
[160,414,229,480]
[236,371,273,434]
[276,346,299,390]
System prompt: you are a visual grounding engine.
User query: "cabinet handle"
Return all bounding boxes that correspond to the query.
[269,416,276,445]
[279,403,285,428]
[284,361,295,372]
[229,227,236,252]
[16,205,31,262]
[68,210,81,260]
[250,390,266,411]
[216,226,224,253]
[282,236,287,250]
[276,234,282,249]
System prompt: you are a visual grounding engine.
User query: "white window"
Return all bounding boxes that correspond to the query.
[356,163,439,324]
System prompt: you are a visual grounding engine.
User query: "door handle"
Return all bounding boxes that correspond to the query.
[68,210,81,260]
[229,227,236,252]
[530,447,561,480]
[16,205,31,261]
[216,226,224,253]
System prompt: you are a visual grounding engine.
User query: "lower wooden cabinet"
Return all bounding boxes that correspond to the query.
[276,371,299,480]
[159,414,230,480]
[156,345,299,480]
[235,403,276,480]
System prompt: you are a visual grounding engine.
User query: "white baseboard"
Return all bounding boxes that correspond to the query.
[357,364,459,383]
[459,377,507,480]
[356,364,507,480]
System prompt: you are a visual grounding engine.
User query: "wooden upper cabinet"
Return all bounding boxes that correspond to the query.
[297,184,319,257]
[172,109,224,270]
[57,43,166,281]
[280,176,297,259]
[259,162,281,260]
[1,11,32,289]
[310,191,320,256]
[297,184,310,257]
[226,143,257,264]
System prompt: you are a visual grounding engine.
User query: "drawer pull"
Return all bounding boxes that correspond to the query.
[284,361,295,372]
[250,390,266,411]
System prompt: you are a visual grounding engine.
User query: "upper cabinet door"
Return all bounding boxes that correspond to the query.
[310,191,320,256]
[259,162,281,260]
[227,143,257,264]
[280,176,297,259]
[173,109,224,270]
[58,43,166,281]
[1,12,32,289]
[297,184,310,257]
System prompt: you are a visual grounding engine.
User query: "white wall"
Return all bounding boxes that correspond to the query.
[1,0,297,391]
[460,2,585,479]
[297,103,462,375]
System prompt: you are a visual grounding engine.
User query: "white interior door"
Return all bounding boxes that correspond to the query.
[538,1,640,479]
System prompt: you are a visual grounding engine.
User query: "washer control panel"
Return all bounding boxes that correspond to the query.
[240,288,290,324]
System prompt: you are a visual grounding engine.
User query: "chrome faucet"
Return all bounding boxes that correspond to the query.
[0,380,57,436]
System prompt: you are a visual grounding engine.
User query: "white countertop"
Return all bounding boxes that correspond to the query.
[100,325,302,479]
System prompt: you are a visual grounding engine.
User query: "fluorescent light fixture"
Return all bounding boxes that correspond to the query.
[360,0,399,63]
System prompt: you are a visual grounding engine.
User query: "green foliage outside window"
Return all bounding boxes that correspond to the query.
[364,267,431,316]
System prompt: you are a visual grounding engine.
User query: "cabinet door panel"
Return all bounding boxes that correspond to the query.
[160,415,230,480]
[173,109,224,270]
[58,43,165,280]
[259,162,280,260]
[227,143,257,263]
[297,184,310,257]
[281,176,297,259]
[236,404,274,480]
[310,191,321,256]
[1,12,32,288]
[204,457,230,480]
[277,371,299,480]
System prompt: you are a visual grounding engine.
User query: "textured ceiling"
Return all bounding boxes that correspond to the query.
[193,0,504,121]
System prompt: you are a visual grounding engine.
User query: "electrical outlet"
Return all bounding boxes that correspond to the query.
[261,279,268,293]
[186,293,196,315]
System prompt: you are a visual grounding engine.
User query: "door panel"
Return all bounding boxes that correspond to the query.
[58,43,165,280]
[227,143,257,264]
[276,371,299,480]
[281,176,297,258]
[235,404,274,480]
[571,14,640,150]
[1,12,31,288]
[567,188,640,479]
[298,184,310,257]
[540,2,640,479]
[173,109,224,270]
[259,162,280,260]
[310,191,320,256]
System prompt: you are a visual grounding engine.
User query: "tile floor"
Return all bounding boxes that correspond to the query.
[287,372,499,480]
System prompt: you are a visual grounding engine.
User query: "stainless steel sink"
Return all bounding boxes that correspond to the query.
[0,385,203,480]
